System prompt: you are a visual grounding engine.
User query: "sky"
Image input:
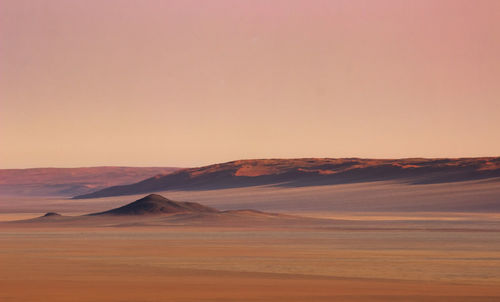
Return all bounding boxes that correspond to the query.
[1,0,499,168]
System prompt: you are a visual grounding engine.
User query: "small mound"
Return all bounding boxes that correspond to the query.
[43,212,61,217]
[90,194,218,216]
[223,209,277,216]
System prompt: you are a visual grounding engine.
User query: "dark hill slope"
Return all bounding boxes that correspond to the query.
[90,194,218,216]
[74,157,500,199]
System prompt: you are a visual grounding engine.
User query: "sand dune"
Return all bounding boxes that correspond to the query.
[90,194,218,216]
[5,194,321,228]
[5,193,500,232]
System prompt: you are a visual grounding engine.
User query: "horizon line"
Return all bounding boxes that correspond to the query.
[2,155,499,170]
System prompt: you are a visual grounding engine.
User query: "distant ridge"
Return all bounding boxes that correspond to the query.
[73,157,500,199]
[0,166,181,197]
[89,194,218,216]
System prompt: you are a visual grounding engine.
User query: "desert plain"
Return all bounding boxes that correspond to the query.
[1,177,500,302]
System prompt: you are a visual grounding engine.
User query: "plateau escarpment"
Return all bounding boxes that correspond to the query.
[74,157,500,199]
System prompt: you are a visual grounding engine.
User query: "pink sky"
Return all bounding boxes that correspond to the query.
[1,0,499,168]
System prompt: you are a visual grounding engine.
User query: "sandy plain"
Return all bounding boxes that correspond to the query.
[1,181,500,301]
[1,225,500,301]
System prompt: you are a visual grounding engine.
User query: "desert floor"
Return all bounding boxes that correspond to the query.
[1,222,500,301]
[1,182,500,301]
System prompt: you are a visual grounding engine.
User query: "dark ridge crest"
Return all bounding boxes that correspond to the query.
[43,212,61,217]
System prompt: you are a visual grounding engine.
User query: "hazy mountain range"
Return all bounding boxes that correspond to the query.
[0,167,180,197]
